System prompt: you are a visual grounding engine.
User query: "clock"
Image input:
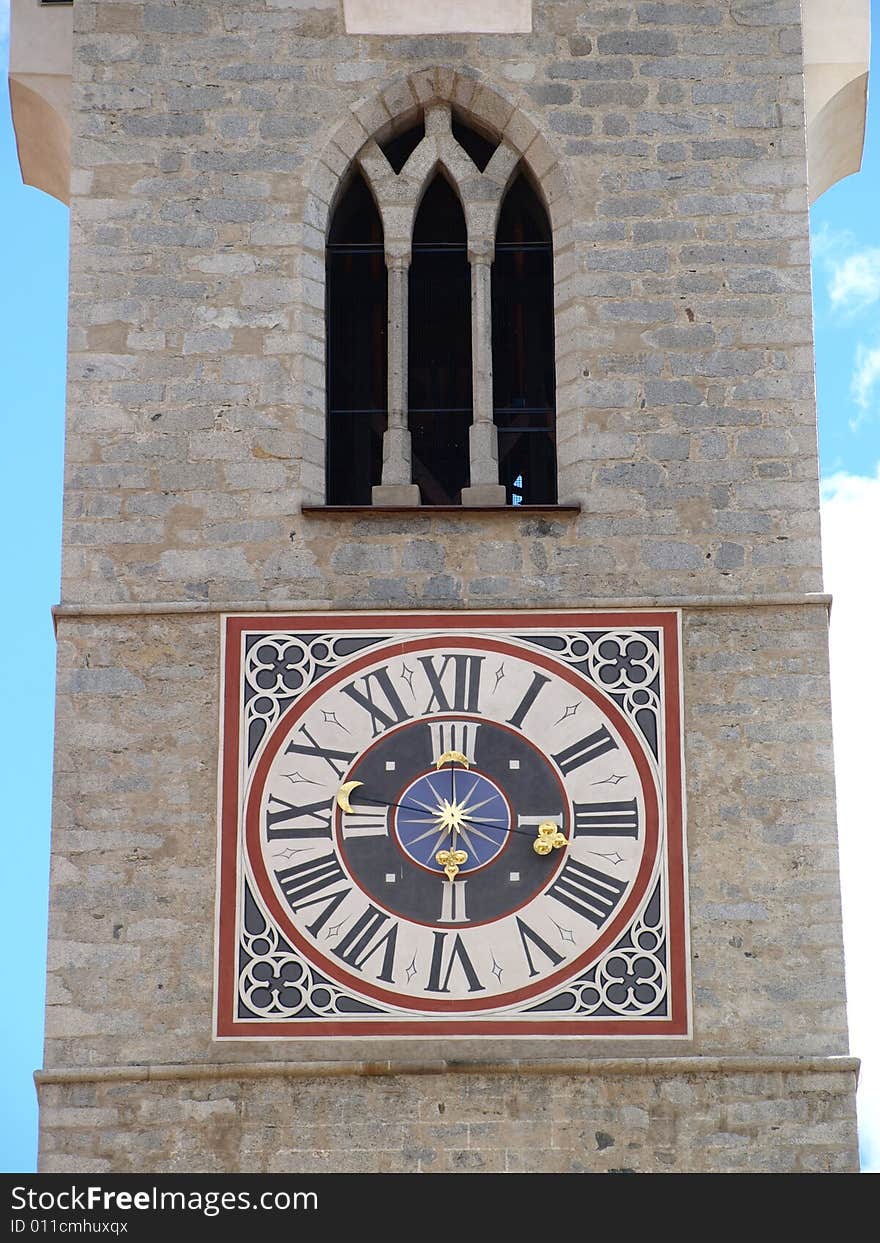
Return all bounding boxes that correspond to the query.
[217,611,689,1037]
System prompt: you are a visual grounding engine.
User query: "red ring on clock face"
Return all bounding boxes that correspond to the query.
[244,633,661,1013]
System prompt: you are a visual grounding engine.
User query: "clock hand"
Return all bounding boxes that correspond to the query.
[435,749,467,812]
[434,763,567,852]
[337,783,465,826]
[336,778,453,824]
[337,783,469,879]
[343,755,484,835]
[337,783,567,854]
[340,783,561,840]
[437,754,467,868]
[339,785,502,836]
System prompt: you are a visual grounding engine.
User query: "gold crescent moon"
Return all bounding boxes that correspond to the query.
[336,780,363,813]
[435,750,470,770]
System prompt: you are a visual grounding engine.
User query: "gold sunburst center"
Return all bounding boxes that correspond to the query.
[436,799,467,832]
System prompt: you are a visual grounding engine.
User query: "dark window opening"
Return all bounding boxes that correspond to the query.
[409,175,472,505]
[326,173,387,505]
[451,110,499,172]
[492,171,557,505]
[379,119,426,174]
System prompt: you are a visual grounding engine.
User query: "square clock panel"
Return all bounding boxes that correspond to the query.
[216,611,689,1038]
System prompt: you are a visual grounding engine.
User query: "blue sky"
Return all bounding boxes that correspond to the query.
[1,3,879,1173]
[1,5,68,1173]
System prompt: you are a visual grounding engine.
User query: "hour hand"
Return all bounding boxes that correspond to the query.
[336,781,407,816]
[336,782,443,821]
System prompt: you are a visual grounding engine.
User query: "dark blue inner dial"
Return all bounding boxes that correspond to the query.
[338,718,567,926]
[395,767,510,873]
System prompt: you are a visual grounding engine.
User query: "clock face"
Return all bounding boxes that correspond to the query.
[217,612,689,1037]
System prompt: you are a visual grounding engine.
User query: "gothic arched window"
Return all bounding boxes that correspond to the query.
[409,175,472,505]
[492,173,557,505]
[324,109,557,508]
[325,172,387,505]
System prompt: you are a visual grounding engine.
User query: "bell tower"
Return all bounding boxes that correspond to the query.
[14,0,867,1172]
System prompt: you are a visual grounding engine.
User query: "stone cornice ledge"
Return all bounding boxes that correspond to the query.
[51,594,833,623]
[35,1055,859,1088]
[301,505,582,515]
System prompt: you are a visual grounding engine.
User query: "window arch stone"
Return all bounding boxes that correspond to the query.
[301,67,573,507]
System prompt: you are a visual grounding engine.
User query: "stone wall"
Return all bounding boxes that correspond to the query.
[37,1060,859,1173]
[39,603,857,1167]
[41,0,859,1171]
[64,0,821,607]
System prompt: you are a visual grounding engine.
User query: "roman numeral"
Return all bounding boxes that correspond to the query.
[573,798,639,838]
[340,666,413,737]
[506,671,551,730]
[438,879,469,924]
[516,917,564,977]
[265,794,334,840]
[429,720,481,765]
[275,851,351,935]
[425,931,484,993]
[341,806,389,838]
[419,654,484,714]
[283,723,356,780]
[517,813,562,831]
[332,905,398,983]
[552,726,618,775]
[547,858,627,927]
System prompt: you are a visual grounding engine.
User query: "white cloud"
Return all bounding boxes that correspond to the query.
[850,343,880,427]
[829,249,880,315]
[810,222,880,316]
[821,465,880,1171]
[811,221,854,264]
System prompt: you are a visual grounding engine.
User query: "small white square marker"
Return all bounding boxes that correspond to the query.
[509,871,520,882]
[508,759,520,770]
[385,761,396,771]
[385,873,396,884]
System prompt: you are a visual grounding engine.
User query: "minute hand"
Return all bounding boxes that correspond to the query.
[336,783,559,842]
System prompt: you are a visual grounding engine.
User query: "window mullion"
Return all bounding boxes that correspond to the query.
[372,252,420,505]
[462,247,506,505]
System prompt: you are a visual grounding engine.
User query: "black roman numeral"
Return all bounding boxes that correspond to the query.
[332,905,398,983]
[573,798,639,838]
[516,917,564,978]
[506,671,551,729]
[546,858,627,927]
[419,654,484,714]
[265,794,334,840]
[552,726,618,775]
[340,666,413,737]
[283,723,356,779]
[275,851,350,935]
[425,931,484,993]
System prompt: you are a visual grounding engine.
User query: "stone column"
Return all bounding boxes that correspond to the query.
[372,253,420,506]
[461,246,506,506]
